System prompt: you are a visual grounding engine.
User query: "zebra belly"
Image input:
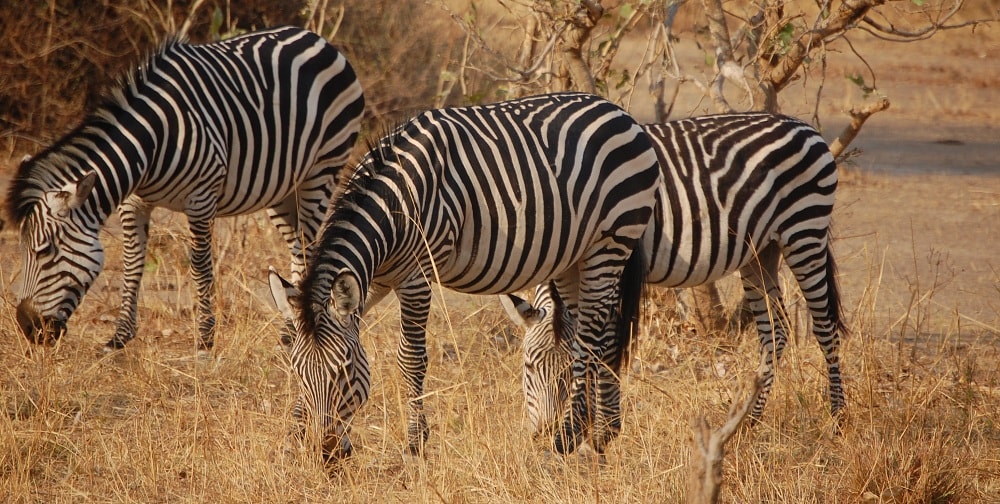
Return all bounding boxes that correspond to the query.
[132,165,316,217]
[434,211,589,295]
[643,217,761,288]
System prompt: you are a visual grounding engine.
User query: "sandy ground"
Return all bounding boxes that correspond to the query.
[607,25,1000,343]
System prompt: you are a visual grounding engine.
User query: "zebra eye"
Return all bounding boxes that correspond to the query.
[34,242,55,257]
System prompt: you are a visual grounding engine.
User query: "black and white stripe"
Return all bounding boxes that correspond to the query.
[505,113,847,436]
[8,26,364,351]
[269,92,659,459]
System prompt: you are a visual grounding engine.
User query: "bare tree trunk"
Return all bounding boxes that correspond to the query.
[511,13,541,97]
[700,0,736,112]
[684,283,729,337]
[559,0,603,93]
[684,0,740,335]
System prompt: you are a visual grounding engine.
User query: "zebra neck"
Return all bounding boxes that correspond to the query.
[67,110,156,221]
[307,178,419,311]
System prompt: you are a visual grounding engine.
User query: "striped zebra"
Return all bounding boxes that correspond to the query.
[7,26,365,351]
[267,92,659,459]
[503,113,848,438]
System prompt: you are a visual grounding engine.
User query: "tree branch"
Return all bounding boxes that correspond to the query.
[764,0,879,93]
[687,375,763,504]
[828,97,891,161]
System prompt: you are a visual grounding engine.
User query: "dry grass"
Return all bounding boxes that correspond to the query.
[1,206,998,503]
[2,3,998,500]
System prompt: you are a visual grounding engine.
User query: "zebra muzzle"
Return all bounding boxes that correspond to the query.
[16,299,66,346]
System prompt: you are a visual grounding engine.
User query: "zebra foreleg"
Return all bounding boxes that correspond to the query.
[396,280,433,454]
[267,198,310,348]
[187,214,217,352]
[554,288,620,454]
[107,198,152,350]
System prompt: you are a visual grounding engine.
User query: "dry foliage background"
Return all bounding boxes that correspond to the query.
[1,0,999,502]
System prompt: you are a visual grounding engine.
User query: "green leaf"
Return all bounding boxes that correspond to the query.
[778,22,795,47]
[210,7,224,39]
[619,4,634,19]
[911,0,926,5]
[846,74,876,98]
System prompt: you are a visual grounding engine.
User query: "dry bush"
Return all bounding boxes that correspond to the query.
[0,0,470,156]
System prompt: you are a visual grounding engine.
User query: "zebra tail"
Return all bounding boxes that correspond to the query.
[612,244,648,374]
[825,233,850,338]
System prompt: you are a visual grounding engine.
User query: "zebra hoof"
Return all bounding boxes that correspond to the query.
[100,342,125,355]
[553,427,581,455]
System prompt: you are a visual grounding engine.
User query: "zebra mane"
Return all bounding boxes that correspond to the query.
[299,121,409,332]
[6,122,96,227]
[106,33,189,111]
[330,120,409,213]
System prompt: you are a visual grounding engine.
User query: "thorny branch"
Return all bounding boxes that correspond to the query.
[829,97,891,161]
[687,374,763,504]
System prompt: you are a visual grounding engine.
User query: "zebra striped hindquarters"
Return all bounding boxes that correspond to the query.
[504,113,848,441]
[7,26,364,351]
[267,92,659,460]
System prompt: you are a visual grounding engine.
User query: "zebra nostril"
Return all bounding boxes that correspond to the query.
[16,299,42,344]
[322,435,352,463]
[15,299,65,346]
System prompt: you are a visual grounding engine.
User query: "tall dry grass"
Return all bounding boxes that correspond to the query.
[1,198,998,503]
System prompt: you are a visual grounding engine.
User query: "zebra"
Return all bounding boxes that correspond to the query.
[267,91,660,460]
[502,112,848,439]
[7,26,365,351]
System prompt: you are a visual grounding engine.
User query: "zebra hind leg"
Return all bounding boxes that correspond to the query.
[794,243,847,427]
[738,243,787,423]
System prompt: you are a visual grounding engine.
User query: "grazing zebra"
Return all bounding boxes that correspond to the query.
[267,92,659,459]
[7,26,365,351]
[503,113,848,438]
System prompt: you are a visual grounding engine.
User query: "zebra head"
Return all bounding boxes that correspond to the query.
[12,170,104,345]
[500,281,574,440]
[268,267,370,461]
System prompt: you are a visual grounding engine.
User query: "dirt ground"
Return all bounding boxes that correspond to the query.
[0,24,998,345]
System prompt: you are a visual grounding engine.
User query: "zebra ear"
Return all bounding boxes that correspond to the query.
[331,271,361,317]
[75,172,98,201]
[499,294,542,327]
[47,172,98,216]
[268,266,299,320]
[67,172,97,209]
